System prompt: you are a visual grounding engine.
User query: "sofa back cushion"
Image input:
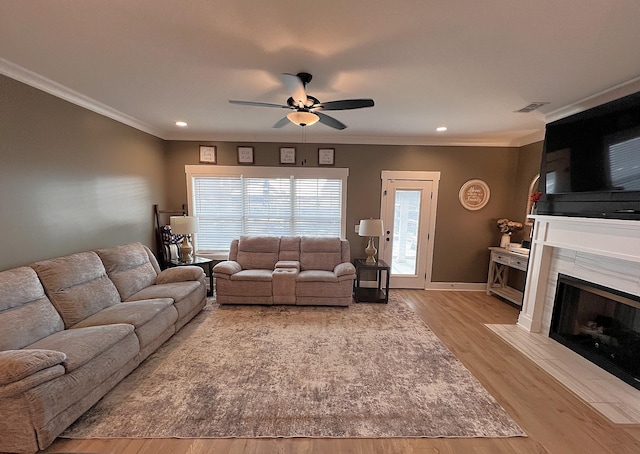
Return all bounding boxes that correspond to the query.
[236,236,280,270]
[0,267,64,350]
[279,236,301,262]
[300,237,345,271]
[95,243,160,301]
[32,252,121,329]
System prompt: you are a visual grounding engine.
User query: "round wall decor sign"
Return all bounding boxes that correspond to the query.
[459,179,490,211]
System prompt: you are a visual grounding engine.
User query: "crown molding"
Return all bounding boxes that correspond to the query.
[545,76,640,124]
[0,58,165,138]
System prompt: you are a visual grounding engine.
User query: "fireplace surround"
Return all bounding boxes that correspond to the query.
[518,215,640,384]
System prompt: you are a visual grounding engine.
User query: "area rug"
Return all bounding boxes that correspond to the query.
[62,294,525,439]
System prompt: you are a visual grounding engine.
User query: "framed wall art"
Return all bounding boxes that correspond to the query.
[199,145,217,164]
[318,148,335,166]
[237,146,254,165]
[280,147,296,165]
[458,179,491,211]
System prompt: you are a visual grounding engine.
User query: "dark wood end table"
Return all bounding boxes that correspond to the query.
[353,259,391,303]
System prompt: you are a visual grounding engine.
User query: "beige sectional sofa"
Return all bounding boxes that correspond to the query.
[213,236,356,306]
[0,242,207,453]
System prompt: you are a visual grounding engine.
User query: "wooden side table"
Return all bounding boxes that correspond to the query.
[353,259,391,303]
[168,256,216,297]
[486,247,529,306]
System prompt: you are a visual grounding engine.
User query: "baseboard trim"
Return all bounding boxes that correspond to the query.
[425,282,486,291]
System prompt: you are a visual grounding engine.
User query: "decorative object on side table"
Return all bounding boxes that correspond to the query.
[496,218,523,249]
[530,191,542,215]
[358,219,384,264]
[170,215,199,262]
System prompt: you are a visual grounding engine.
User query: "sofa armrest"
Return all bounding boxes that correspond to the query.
[156,266,205,284]
[213,260,242,278]
[0,349,67,387]
[334,262,356,278]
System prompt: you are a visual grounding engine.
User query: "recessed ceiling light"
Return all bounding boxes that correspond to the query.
[175,121,188,127]
[436,126,447,132]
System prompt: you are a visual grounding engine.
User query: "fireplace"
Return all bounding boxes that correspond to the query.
[550,274,640,390]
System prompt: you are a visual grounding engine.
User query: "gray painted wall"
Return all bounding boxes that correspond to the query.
[0,75,167,270]
[1,73,542,282]
[165,141,542,283]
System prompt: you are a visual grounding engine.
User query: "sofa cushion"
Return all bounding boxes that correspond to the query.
[126,280,200,303]
[0,267,64,350]
[0,349,67,386]
[72,299,177,352]
[27,323,136,373]
[297,270,339,283]
[230,269,274,282]
[279,236,301,261]
[95,243,159,301]
[300,237,343,271]
[236,236,280,270]
[32,252,121,328]
[72,299,175,329]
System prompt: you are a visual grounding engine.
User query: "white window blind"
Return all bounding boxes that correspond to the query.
[186,166,348,253]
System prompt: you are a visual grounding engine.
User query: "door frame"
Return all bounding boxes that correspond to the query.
[379,170,440,289]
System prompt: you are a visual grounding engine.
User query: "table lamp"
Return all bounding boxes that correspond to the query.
[170,215,199,262]
[358,219,384,264]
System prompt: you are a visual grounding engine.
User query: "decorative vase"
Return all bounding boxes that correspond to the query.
[500,233,511,249]
[530,202,538,215]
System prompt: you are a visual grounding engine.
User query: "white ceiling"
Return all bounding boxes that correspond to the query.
[2,1,640,147]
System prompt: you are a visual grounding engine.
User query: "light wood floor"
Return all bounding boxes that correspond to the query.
[46,290,640,454]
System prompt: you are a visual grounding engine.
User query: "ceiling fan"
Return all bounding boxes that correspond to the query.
[229,72,374,130]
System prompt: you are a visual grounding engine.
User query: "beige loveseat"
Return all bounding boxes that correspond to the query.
[213,236,356,306]
[0,242,207,453]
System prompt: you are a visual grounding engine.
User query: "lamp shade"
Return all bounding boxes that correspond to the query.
[287,111,319,127]
[170,216,199,234]
[358,219,384,237]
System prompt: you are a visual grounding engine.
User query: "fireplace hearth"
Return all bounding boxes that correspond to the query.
[550,274,640,390]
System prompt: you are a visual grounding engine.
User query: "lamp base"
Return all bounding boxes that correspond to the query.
[364,237,377,264]
[180,236,194,262]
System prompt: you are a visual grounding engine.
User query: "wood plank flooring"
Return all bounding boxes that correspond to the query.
[46,290,640,454]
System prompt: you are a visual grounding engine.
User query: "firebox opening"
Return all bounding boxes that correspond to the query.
[550,274,640,390]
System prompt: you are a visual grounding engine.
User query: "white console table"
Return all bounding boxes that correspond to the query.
[486,247,529,306]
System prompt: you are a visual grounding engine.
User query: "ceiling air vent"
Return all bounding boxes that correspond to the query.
[515,102,550,113]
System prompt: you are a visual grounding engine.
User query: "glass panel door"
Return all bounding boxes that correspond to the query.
[391,190,421,275]
[380,178,434,289]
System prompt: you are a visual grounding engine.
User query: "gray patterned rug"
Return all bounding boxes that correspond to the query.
[62,294,525,439]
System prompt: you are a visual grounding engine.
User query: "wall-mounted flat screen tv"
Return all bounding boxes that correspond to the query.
[538,91,640,220]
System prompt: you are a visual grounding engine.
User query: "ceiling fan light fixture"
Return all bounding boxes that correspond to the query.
[287,111,319,127]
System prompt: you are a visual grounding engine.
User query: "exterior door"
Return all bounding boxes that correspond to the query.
[379,171,439,289]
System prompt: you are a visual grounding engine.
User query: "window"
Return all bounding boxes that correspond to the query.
[185,165,348,253]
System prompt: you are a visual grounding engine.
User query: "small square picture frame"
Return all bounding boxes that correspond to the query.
[280,147,296,165]
[318,148,335,166]
[237,146,254,165]
[199,145,217,164]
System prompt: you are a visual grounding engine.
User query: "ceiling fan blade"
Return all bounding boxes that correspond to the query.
[229,100,290,109]
[316,112,347,130]
[273,117,291,128]
[314,99,375,111]
[281,73,307,107]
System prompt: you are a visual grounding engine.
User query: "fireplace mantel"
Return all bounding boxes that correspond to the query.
[518,215,640,333]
